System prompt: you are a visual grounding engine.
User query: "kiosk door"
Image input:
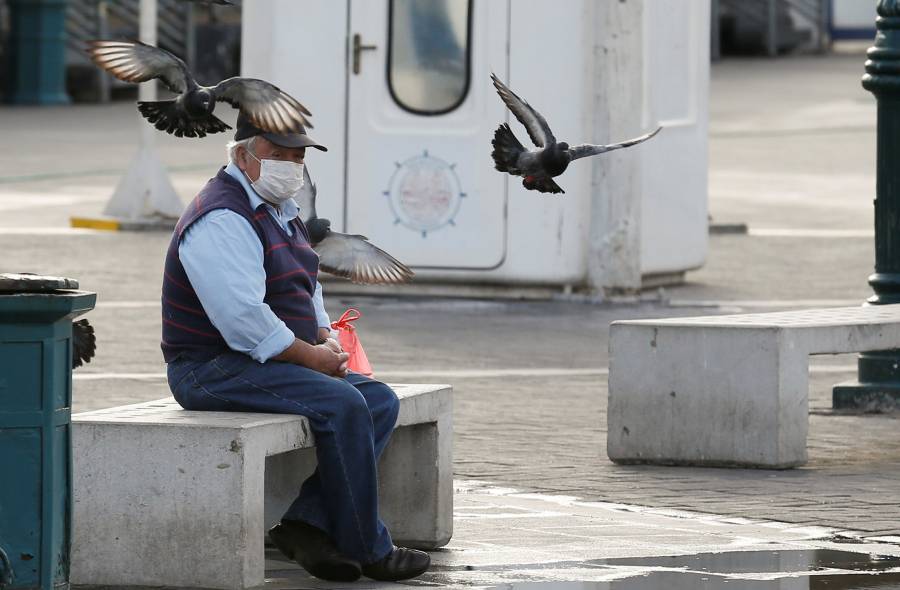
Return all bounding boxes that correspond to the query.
[347,0,509,269]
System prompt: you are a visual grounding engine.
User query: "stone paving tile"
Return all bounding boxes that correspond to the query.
[448,372,900,537]
[252,481,900,589]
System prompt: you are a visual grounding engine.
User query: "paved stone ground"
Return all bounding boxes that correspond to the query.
[6,51,900,586]
[259,481,900,588]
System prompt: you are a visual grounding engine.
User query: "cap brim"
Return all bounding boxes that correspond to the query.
[262,132,328,152]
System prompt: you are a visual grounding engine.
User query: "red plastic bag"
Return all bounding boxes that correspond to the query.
[331,308,374,377]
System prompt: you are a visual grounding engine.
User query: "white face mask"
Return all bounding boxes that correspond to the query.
[246,149,305,205]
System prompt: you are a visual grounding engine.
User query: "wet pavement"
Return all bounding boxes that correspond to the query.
[256,482,900,590]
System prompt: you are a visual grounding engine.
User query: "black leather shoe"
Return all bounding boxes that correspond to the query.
[269,520,361,582]
[362,546,430,581]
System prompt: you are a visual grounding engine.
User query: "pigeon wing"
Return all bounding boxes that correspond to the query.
[491,73,555,147]
[294,164,317,223]
[315,233,415,284]
[567,127,662,162]
[212,78,313,134]
[86,40,192,94]
[71,318,96,369]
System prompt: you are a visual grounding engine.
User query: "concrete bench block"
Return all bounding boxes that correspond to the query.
[608,306,900,469]
[71,384,452,590]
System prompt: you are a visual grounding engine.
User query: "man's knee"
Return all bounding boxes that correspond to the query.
[369,382,400,423]
[331,382,371,423]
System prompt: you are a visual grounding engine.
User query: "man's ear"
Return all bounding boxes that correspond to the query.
[235,146,248,171]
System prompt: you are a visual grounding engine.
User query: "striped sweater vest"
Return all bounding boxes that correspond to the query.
[161,168,320,362]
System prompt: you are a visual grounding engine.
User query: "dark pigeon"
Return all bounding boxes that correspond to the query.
[72,319,96,369]
[294,166,414,285]
[490,73,661,194]
[86,40,312,138]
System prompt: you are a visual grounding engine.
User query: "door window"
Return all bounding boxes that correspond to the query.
[387,0,472,115]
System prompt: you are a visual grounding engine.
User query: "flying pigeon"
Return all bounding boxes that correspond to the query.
[490,73,661,194]
[86,40,312,138]
[295,166,414,284]
[72,319,96,369]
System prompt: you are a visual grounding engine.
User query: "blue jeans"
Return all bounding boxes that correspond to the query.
[167,350,399,564]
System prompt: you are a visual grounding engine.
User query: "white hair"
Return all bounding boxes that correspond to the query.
[226,136,257,164]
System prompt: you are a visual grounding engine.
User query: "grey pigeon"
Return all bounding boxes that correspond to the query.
[295,166,414,285]
[87,40,311,138]
[490,73,661,194]
[72,319,96,369]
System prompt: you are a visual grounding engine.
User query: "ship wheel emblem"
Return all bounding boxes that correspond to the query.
[383,150,466,238]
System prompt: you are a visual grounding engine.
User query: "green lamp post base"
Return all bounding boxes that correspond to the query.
[832,0,900,411]
[834,370,900,412]
[832,290,900,411]
[833,383,900,411]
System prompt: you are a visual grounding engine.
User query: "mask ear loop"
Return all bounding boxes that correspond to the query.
[245,139,262,165]
[242,138,264,186]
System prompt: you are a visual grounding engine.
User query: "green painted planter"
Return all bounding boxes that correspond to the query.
[0,279,95,590]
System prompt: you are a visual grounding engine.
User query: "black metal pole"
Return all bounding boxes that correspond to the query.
[833,0,900,410]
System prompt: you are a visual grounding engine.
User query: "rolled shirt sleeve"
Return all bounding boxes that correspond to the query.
[313,281,331,330]
[179,209,295,363]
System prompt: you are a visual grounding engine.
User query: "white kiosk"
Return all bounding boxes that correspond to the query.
[243,0,709,292]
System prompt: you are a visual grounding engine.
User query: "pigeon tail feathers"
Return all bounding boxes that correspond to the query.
[491,123,526,174]
[137,100,231,138]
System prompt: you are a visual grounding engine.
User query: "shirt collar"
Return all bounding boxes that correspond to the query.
[224,161,300,219]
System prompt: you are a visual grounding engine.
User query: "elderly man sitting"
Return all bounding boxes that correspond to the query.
[161,114,430,582]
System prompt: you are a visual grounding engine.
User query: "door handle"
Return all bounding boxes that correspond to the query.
[352,33,377,75]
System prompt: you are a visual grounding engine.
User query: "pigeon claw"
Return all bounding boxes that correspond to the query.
[522,175,565,195]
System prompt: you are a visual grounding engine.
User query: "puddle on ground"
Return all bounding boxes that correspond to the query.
[489,550,900,589]
[262,548,900,589]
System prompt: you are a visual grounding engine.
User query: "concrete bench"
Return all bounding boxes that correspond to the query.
[70,383,452,590]
[607,305,900,469]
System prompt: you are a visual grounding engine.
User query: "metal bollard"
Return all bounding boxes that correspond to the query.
[0,274,95,590]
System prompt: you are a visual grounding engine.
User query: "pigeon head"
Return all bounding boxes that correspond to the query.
[557,142,570,151]
[306,217,332,246]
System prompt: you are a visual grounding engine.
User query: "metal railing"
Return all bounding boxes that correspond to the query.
[713,0,830,59]
[65,0,194,101]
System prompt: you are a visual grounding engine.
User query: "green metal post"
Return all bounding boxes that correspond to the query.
[0,285,95,589]
[833,0,900,410]
[6,0,71,105]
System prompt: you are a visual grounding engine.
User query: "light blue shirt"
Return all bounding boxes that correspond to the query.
[178,162,331,363]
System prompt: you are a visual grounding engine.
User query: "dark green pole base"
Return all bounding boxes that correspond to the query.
[836,3,900,411]
[834,347,900,411]
[834,382,900,412]
[833,346,900,411]
[831,297,900,409]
